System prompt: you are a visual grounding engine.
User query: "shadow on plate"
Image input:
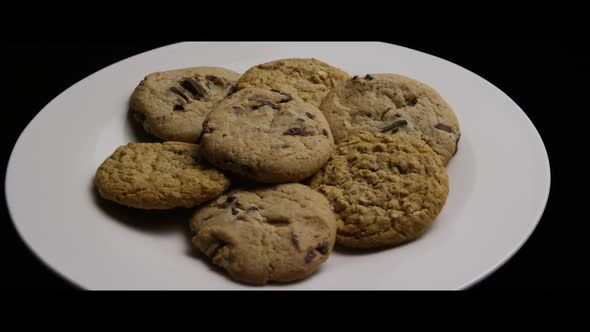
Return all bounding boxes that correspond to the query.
[90,179,191,234]
[91,177,322,287]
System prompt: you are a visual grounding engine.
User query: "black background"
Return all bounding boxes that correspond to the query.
[0,40,585,291]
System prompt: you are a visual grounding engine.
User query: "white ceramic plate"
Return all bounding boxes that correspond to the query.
[6,42,550,290]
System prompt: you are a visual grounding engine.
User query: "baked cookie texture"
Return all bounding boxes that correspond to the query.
[320,74,460,164]
[236,58,350,107]
[309,133,449,249]
[95,142,230,209]
[190,183,337,285]
[130,67,240,143]
[201,87,334,183]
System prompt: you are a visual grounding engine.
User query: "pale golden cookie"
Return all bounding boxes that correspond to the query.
[309,133,449,249]
[95,142,230,209]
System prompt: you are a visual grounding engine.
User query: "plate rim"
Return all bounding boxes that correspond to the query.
[5,41,551,290]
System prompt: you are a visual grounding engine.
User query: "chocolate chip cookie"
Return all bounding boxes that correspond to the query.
[190,183,337,285]
[95,142,230,209]
[309,133,449,249]
[236,58,350,107]
[201,87,334,183]
[130,67,240,143]
[320,74,461,164]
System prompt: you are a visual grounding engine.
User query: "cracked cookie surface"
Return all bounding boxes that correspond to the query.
[95,142,230,209]
[130,67,240,143]
[236,58,350,107]
[320,74,461,164]
[309,133,449,249]
[190,183,337,285]
[201,87,334,183]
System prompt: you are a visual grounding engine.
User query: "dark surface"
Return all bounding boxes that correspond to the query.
[0,40,584,291]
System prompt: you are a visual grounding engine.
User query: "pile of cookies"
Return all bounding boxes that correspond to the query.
[95,58,461,285]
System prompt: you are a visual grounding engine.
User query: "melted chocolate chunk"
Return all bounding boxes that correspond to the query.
[271,89,293,103]
[181,78,207,98]
[304,250,317,263]
[364,74,374,80]
[170,87,189,102]
[173,104,185,111]
[434,123,454,133]
[322,129,329,137]
[256,100,279,110]
[227,85,238,96]
[316,242,329,255]
[284,128,303,136]
[305,112,315,119]
[406,96,418,106]
[381,120,408,133]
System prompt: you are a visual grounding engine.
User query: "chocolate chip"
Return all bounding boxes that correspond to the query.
[266,218,290,226]
[246,206,259,212]
[302,129,315,136]
[305,112,315,119]
[284,128,303,136]
[227,85,238,96]
[316,241,329,255]
[381,120,408,133]
[138,79,145,86]
[271,89,293,103]
[296,118,305,122]
[225,195,236,204]
[434,123,454,133]
[394,113,401,118]
[231,207,238,215]
[291,234,300,250]
[304,250,317,263]
[453,134,461,156]
[170,87,189,102]
[365,74,374,80]
[407,96,418,106]
[322,129,329,137]
[352,75,359,80]
[173,104,185,111]
[205,75,221,84]
[256,100,279,110]
[181,78,207,98]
